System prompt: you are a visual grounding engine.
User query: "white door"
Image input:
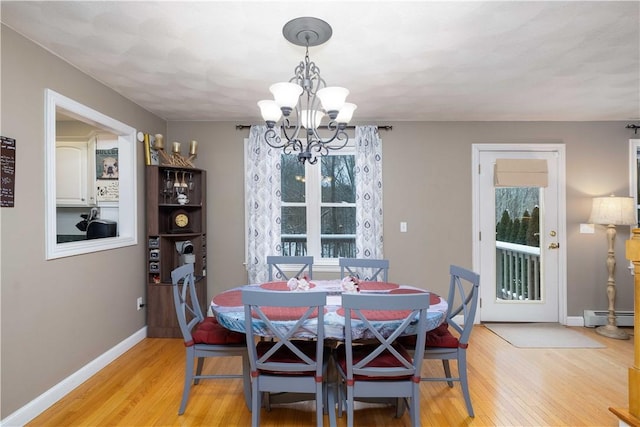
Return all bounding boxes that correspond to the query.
[473,144,566,322]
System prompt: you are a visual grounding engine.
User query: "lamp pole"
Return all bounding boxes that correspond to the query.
[596,224,629,339]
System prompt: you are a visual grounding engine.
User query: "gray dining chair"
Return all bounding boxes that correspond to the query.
[242,288,329,426]
[334,292,430,427]
[400,264,480,417]
[171,263,251,415]
[266,255,314,280]
[339,257,389,281]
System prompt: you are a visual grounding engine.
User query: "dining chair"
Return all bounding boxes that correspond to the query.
[401,264,480,417]
[266,255,314,281]
[171,263,251,415]
[334,292,430,427]
[339,257,389,282]
[242,288,329,427]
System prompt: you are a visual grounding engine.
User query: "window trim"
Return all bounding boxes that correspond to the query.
[280,144,356,265]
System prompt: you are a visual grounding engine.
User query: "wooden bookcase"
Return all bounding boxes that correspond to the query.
[145,165,207,338]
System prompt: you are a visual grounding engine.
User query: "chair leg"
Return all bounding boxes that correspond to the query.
[346,386,355,427]
[242,353,252,411]
[316,383,324,427]
[442,359,454,387]
[251,378,261,427]
[178,350,195,415]
[395,397,406,418]
[458,352,474,417]
[410,386,421,427]
[336,379,344,418]
[326,382,337,427]
[263,391,271,411]
[194,357,205,385]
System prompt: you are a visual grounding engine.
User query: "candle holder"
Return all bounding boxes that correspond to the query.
[152,134,196,167]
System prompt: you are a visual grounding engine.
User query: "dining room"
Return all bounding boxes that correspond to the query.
[1,2,639,426]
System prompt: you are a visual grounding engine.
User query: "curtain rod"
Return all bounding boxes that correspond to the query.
[627,124,640,135]
[235,124,392,131]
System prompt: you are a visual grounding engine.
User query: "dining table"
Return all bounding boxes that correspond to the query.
[210,278,447,426]
[210,278,448,341]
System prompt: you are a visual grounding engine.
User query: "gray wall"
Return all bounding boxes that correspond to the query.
[1,26,165,416]
[168,122,635,316]
[2,24,636,419]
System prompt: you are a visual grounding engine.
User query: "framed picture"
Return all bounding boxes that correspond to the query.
[149,134,160,165]
[96,179,119,202]
[96,148,119,179]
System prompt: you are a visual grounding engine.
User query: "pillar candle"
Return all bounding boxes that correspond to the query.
[154,134,164,150]
[189,140,198,155]
[172,141,181,153]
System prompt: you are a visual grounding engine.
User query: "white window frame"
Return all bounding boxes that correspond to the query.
[281,144,356,271]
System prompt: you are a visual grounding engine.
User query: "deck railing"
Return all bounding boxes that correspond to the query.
[281,235,356,258]
[496,241,541,301]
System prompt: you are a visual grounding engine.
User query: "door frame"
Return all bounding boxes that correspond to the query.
[472,144,568,324]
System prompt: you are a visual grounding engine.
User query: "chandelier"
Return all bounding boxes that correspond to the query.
[258,17,357,164]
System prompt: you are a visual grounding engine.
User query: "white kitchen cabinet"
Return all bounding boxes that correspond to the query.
[56,140,95,206]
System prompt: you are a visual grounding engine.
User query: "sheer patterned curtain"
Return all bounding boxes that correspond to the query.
[355,125,384,258]
[245,125,281,283]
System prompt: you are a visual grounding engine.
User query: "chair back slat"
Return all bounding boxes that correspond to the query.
[171,263,204,343]
[266,255,314,280]
[242,289,326,376]
[342,293,430,379]
[339,258,389,282]
[445,265,480,344]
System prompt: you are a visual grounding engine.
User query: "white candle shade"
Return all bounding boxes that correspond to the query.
[258,100,283,123]
[317,87,349,117]
[269,82,303,110]
[335,103,357,124]
[300,110,325,129]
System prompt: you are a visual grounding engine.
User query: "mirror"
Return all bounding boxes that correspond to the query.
[45,89,137,259]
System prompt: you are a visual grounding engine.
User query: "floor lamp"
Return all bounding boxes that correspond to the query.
[588,195,636,340]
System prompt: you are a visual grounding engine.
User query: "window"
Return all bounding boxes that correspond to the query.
[245,125,383,283]
[280,149,357,259]
[45,89,137,260]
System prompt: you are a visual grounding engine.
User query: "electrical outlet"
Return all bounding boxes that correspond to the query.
[137,297,144,311]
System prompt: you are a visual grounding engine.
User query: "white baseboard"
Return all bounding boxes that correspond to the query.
[475,316,585,327]
[1,327,147,427]
[566,316,584,327]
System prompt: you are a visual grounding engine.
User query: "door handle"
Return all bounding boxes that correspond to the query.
[548,242,559,249]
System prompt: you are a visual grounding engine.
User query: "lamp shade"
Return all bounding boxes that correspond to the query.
[588,196,636,226]
[257,100,282,123]
[269,82,303,110]
[317,86,349,117]
[300,110,325,129]
[335,103,357,124]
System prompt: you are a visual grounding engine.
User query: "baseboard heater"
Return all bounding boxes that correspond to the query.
[583,310,634,327]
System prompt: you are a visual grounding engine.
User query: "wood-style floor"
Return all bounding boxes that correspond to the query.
[27,325,633,426]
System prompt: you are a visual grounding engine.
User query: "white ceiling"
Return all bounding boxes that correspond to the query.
[2,1,639,123]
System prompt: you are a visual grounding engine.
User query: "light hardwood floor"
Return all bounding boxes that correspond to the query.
[27,325,633,426]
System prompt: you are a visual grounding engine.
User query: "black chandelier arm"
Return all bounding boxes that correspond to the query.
[281,116,303,143]
[306,139,331,158]
[306,122,348,147]
[324,129,349,151]
[263,128,284,149]
[264,130,305,156]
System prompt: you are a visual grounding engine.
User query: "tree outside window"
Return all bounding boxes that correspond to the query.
[281,152,356,258]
